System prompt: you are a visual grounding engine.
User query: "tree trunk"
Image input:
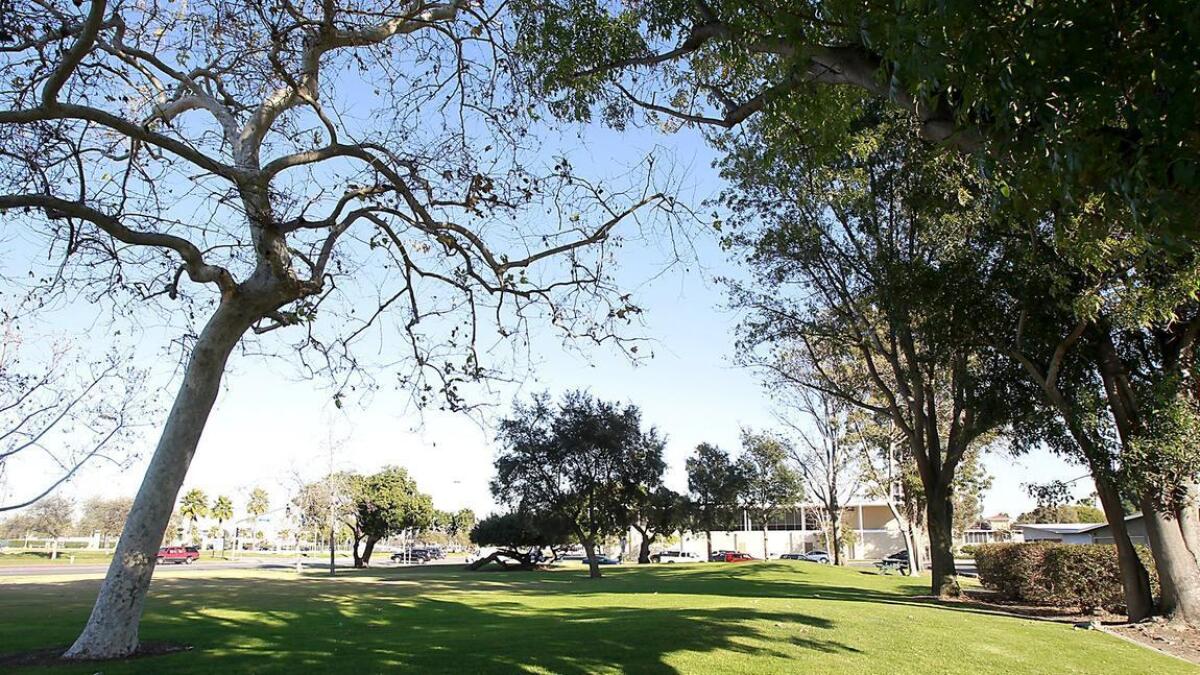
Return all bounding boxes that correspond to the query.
[633,526,652,564]
[1178,483,1200,566]
[925,488,959,597]
[1143,498,1200,626]
[762,524,769,560]
[885,499,919,576]
[1093,327,1200,623]
[361,537,378,566]
[829,505,843,566]
[64,301,256,659]
[467,551,500,571]
[705,530,712,561]
[581,538,602,579]
[1093,474,1153,621]
[351,534,365,568]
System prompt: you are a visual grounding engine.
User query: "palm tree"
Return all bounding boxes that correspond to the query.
[246,487,270,518]
[179,488,209,547]
[212,496,234,552]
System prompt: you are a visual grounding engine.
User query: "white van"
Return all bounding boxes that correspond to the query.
[650,550,703,563]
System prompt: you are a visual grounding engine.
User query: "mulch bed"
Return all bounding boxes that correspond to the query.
[0,642,192,668]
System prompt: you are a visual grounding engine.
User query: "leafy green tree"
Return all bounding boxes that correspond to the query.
[451,509,477,548]
[1017,504,1106,525]
[725,114,1037,596]
[738,431,802,561]
[520,0,1200,622]
[631,488,689,564]
[519,1,1198,246]
[468,511,574,570]
[347,467,434,567]
[492,391,666,579]
[686,443,746,560]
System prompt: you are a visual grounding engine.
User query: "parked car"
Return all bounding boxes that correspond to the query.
[392,548,439,563]
[157,546,200,565]
[581,555,621,565]
[800,550,831,564]
[650,550,703,563]
[708,549,735,562]
[721,552,755,563]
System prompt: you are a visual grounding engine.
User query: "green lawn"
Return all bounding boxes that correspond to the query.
[0,551,116,566]
[0,562,1190,674]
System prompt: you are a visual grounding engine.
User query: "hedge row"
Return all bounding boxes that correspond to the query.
[974,542,1158,612]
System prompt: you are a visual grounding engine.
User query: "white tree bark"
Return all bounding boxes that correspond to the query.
[64,301,256,659]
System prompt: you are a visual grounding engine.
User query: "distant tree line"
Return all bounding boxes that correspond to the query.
[473,391,803,578]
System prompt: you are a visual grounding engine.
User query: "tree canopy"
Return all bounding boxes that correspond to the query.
[492,390,665,578]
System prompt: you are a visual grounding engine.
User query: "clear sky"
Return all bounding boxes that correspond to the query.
[0,85,1095,524]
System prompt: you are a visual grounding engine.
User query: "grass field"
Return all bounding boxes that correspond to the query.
[0,561,1190,674]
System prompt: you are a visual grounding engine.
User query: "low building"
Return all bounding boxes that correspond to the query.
[1015,522,1100,544]
[1071,514,1149,546]
[642,501,911,561]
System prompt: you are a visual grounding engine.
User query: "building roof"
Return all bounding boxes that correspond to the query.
[1074,512,1143,534]
[1015,523,1101,535]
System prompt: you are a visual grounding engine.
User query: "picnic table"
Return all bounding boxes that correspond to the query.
[874,558,909,574]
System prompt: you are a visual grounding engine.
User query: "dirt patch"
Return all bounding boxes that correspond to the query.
[0,642,192,668]
[1107,620,1200,666]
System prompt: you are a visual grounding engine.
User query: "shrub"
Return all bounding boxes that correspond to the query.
[974,542,1158,612]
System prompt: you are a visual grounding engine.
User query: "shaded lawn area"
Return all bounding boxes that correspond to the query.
[0,562,1189,674]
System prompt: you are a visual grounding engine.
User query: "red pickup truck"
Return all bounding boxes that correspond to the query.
[156,546,200,565]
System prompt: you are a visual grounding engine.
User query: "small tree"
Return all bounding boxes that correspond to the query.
[246,488,270,519]
[631,487,688,564]
[77,497,133,549]
[178,489,208,546]
[211,496,234,551]
[347,467,434,567]
[449,509,477,549]
[738,431,803,560]
[28,495,75,559]
[780,388,861,565]
[686,443,745,560]
[468,511,573,570]
[492,391,665,578]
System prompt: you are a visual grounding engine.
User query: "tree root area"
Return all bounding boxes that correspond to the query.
[0,642,192,667]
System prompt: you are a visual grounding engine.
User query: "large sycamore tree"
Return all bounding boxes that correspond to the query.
[0,0,671,658]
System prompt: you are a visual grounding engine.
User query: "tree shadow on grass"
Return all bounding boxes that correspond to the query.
[414,562,1022,622]
[0,574,859,674]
